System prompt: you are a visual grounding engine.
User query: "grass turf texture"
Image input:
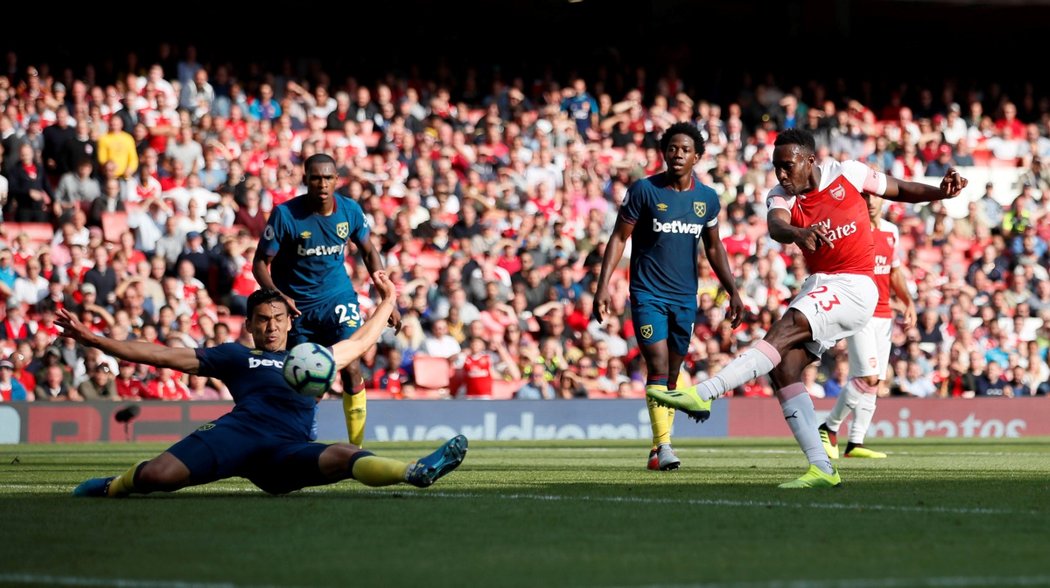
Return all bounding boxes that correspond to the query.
[2,438,1049,588]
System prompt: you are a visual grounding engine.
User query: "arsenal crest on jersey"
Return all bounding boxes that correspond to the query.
[693,202,706,218]
[336,222,349,239]
[830,185,845,201]
[887,235,895,247]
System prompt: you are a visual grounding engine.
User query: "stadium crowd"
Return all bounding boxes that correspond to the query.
[0,47,1049,403]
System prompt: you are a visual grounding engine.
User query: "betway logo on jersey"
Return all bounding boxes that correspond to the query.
[813,218,858,242]
[249,357,284,369]
[297,243,345,257]
[652,218,704,236]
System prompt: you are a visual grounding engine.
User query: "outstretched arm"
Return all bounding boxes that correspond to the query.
[355,234,402,332]
[701,225,743,328]
[592,216,634,324]
[884,168,967,203]
[56,309,200,373]
[331,271,396,370]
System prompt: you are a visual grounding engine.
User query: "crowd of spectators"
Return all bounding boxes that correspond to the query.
[1,46,1049,403]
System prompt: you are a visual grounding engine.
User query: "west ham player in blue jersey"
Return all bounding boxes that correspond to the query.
[253,153,401,448]
[593,122,743,471]
[67,273,466,498]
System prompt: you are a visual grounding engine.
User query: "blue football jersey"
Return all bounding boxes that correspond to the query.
[619,174,721,304]
[195,343,315,439]
[259,194,369,309]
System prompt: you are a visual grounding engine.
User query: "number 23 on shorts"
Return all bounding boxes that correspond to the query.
[333,301,361,325]
[806,285,841,312]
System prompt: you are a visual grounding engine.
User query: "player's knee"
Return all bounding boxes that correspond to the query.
[770,363,803,389]
[764,310,811,349]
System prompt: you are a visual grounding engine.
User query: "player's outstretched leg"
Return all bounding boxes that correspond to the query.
[72,461,148,498]
[72,477,116,497]
[646,387,711,423]
[406,435,468,488]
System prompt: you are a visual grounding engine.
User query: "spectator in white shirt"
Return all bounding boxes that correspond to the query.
[420,318,461,359]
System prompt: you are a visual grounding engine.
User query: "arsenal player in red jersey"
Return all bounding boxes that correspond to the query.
[650,128,966,488]
[819,192,915,460]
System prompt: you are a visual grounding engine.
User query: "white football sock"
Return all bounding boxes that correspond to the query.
[778,384,833,474]
[849,391,878,445]
[696,341,781,401]
[825,379,863,432]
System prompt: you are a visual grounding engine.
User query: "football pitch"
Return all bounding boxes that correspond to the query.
[2,438,1049,588]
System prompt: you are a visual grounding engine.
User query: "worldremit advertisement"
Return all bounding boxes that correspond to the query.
[1,398,1047,444]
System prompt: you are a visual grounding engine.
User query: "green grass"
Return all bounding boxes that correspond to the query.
[2,439,1050,588]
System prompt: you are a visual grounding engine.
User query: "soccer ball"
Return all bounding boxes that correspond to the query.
[283,342,337,397]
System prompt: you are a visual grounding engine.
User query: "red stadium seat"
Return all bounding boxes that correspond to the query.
[491,379,523,400]
[413,354,452,392]
[101,211,128,243]
[5,222,55,245]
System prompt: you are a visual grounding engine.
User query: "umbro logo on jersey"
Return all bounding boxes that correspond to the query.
[300,231,312,239]
[656,203,668,211]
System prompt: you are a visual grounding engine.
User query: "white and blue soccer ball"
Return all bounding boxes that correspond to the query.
[283,342,337,397]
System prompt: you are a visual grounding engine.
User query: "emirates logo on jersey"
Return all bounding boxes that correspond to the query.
[813,218,858,242]
[830,185,845,201]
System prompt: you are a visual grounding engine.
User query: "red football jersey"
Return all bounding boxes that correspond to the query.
[871,218,902,318]
[767,159,884,277]
[463,353,494,398]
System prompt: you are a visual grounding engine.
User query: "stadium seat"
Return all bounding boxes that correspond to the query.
[491,379,523,400]
[5,222,55,245]
[101,211,128,243]
[413,355,452,393]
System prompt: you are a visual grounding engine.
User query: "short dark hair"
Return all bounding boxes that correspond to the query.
[659,122,705,157]
[246,289,289,319]
[774,129,816,154]
[303,153,336,172]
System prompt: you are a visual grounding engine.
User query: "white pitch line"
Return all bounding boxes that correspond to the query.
[0,573,301,588]
[618,576,1050,588]
[359,489,1041,516]
[4,571,1048,588]
[2,485,1042,517]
